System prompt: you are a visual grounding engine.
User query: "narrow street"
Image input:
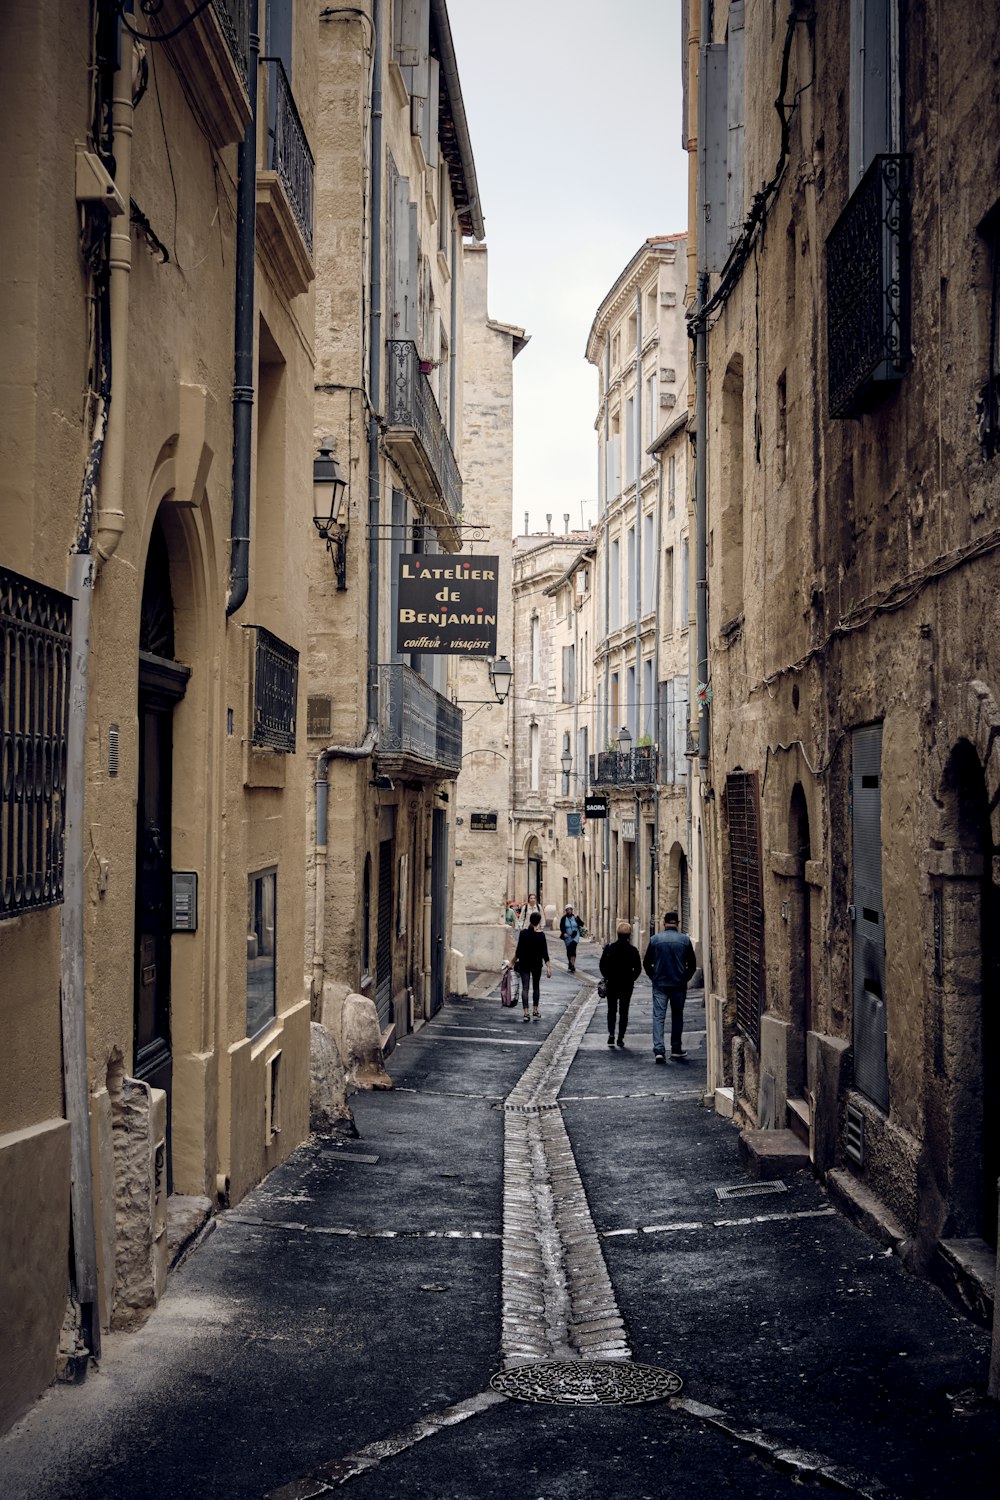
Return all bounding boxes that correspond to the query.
[2,948,997,1499]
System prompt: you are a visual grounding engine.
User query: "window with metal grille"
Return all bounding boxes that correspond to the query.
[0,566,72,919]
[247,625,298,751]
[725,770,765,1046]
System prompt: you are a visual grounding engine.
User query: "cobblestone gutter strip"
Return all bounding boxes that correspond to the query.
[267,1390,508,1498]
[670,1399,899,1500]
[501,980,631,1369]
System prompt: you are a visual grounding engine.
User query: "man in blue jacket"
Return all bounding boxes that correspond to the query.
[642,911,697,1063]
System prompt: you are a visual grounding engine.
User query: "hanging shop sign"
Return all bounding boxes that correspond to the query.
[470,811,498,832]
[395,554,499,655]
[584,794,608,820]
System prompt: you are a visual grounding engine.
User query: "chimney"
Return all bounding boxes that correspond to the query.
[524,511,529,535]
[546,514,552,534]
[563,513,570,533]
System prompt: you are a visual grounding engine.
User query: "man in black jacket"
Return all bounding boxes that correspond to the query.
[642,911,697,1062]
[513,911,551,1022]
[599,919,642,1047]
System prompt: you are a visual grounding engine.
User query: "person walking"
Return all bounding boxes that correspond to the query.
[559,904,581,973]
[599,919,642,1047]
[513,910,551,1022]
[642,910,697,1063]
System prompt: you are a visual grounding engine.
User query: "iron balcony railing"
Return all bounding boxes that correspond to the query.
[827,153,910,418]
[214,0,250,86]
[377,663,462,774]
[248,625,299,752]
[262,56,315,255]
[589,745,658,787]
[385,340,463,522]
[0,566,72,919]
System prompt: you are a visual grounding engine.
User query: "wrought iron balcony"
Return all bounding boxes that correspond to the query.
[376,663,462,777]
[589,745,658,787]
[1,566,73,919]
[150,1,252,148]
[248,626,298,752]
[384,341,462,543]
[827,154,910,418]
[213,0,250,84]
[262,57,314,256]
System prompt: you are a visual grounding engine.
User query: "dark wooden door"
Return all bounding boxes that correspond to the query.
[430,810,448,1016]
[134,656,188,1190]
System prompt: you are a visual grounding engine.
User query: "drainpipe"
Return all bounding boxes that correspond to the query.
[312,727,378,1004]
[695,0,714,1014]
[449,216,458,448]
[633,288,643,942]
[93,52,135,566]
[602,333,611,942]
[652,447,663,932]
[226,0,260,616]
[366,0,384,722]
[60,552,100,1362]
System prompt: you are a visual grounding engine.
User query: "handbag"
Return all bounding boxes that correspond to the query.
[500,966,518,1007]
[597,979,607,998]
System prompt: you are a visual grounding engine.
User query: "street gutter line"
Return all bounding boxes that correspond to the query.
[670,1398,899,1500]
[599,1207,837,1237]
[227,1216,501,1241]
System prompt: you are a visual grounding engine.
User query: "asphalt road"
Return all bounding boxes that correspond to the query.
[2,943,998,1498]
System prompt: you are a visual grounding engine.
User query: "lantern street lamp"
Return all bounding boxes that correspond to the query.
[312,439,349,590]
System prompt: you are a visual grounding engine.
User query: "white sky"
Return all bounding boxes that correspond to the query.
[447,0,689,534]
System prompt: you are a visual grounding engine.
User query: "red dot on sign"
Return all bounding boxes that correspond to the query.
[477,607,483,613]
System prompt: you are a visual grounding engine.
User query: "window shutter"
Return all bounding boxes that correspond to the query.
[725,771,765,1046]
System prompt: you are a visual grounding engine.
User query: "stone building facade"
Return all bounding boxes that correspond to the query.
[546,544,598,934]
[451,245,526,972]
[585,237,700,953]
[509,528,594,926]
[1,0,316,1429]
[685,0,1000,1365]
[307,0,485,1050]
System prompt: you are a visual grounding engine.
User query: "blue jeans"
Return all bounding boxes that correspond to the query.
[652,985,686,1056]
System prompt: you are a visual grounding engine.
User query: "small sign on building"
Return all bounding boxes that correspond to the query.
[470,811,498,832]
[584,794,608,820]
[566,811,582,838]
[621,818,636,842]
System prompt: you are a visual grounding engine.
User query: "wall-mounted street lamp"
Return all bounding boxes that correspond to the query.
[312,439,349,590]
[617,725,632,756]
[488,654,513,704]
[560,746,573,778]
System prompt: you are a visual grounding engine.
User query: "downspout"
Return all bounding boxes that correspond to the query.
[366,0,384,722]
[695,0,714,1007]
[226,0,260,616]
[93,46,134,565]
[652,447,663,933]
[312,728,378,1005]
[602,333,611,942]
[633,288,643,942]
[449,216,458,448]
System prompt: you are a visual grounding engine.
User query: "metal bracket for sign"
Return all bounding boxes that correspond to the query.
[367,523,492,542]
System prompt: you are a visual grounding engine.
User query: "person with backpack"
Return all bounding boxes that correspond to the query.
[599,919,642,1048]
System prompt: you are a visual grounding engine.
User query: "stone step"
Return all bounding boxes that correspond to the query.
[738,1127,811,1181]
[786,1096,810,1146]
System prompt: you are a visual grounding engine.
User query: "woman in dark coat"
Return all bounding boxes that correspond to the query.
[513,911,551,1022]
[599,919,642,1047]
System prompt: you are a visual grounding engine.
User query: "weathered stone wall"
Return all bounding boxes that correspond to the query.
[700,0,1000,1256]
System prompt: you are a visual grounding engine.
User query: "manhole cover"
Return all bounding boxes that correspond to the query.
[490,1360,682,1405]
[715,1180,787,1202]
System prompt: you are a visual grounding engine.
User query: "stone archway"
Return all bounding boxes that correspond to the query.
[927,733,999,1247]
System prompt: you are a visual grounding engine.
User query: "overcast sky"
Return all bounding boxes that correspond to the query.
[448,0,689,534]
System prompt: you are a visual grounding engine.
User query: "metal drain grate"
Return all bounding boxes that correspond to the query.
[490,1360,682,1406]
[715,1180,788,1202]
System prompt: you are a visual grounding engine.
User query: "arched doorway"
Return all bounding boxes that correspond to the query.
[526,836,543,907]
[787,782,812,1101]
[935,741,999,1246]
[134,515,189,1190]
